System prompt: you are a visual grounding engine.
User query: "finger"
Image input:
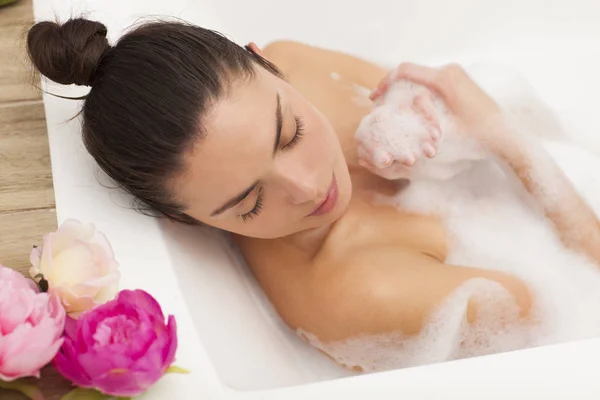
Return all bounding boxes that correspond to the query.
[413,93,438,123]
[422,142,437,158]
[369,69,394,101]
[392,62,442,93]
[369,84,387,101]
[371,63,442,101]
[429,124,442,141]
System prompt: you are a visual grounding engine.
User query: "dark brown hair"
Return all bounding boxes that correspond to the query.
[27,18,282,224]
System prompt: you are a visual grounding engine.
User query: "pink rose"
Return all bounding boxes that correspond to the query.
[53,289,177,397]
[30,219,120,317]
[0,265,66,381]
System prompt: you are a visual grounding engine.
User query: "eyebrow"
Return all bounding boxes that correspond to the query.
[210,94,282,217]
[273,93,283,155]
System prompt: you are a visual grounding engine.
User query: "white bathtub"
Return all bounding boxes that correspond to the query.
[33,0,600,398]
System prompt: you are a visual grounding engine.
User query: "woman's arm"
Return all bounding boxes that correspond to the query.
[306,249,532,344]
[494,131,600,264]
[372,63,600,265]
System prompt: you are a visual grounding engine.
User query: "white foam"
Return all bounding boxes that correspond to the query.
[299,278,531,372]
[297,142,600,373]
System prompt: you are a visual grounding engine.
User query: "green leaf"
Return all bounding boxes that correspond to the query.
[60,388,130,400]
[165,365,190,375]
[0,380,46,400]
[34,274,43,280]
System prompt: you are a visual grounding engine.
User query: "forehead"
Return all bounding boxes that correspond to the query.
[177,71,279,218]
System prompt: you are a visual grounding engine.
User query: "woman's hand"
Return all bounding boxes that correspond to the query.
[370,63,505,143]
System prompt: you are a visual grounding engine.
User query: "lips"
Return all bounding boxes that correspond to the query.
[309,176,339,217]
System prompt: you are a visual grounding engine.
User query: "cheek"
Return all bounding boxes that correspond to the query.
[302,130,334,169]
[307,115,338,158]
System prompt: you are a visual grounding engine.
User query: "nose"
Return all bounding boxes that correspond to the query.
[281,174,319,205]
[272,167,320,205]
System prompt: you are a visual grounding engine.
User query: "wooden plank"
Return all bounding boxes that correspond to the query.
[0,102,55,212]
[0,0,41,103]
[0,209,56,273]
[0,3,71,400]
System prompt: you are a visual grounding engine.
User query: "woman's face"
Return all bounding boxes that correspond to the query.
[176,61,352,239]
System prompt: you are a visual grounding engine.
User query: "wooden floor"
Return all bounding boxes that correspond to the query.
[0,1,73,398]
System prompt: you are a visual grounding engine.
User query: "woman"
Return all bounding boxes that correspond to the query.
[26,18,600,370]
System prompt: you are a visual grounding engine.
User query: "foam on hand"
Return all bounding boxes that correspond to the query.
[355,79,488,181]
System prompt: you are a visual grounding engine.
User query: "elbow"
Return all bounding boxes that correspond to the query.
[465,274,534,324]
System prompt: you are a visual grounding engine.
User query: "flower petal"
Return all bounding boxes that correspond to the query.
[70,269,119,300]
[0,265,35,291]
[89,230,116,260]
[53,344,92,387]
[63,316,78,339]
[38,233,55,277]
[26,292,50,326]
[1,337,63,380]
[29,247,42,276]
[0,269,65,382]
[49,288,175,397]
[162,315,178,367]
[0,321,62,380]
[59,289,98,316]
[50,242,98,287]
[55,219,88,246]
[92,279,119,305]
[47,292,67,333]
[77,350,133,380]
[92,368,158,397]
[115,290,164,322]
[0,287,34,335]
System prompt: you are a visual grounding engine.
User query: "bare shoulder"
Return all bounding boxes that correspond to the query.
[262,40,389,89]
[299,248,534,343]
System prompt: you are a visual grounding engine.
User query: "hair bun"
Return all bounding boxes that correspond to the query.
[27,18,111,87]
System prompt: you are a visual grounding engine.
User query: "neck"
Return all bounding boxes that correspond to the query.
[284,222,335,260]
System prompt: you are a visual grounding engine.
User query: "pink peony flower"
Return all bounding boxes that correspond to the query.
[0,265,66,381]
[29,219,120,318]
[53,289,177,397]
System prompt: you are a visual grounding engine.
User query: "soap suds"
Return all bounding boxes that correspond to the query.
[292,63,600,375]
[297,145,600,372]
[355,79,489,181]
[299,278,532,372]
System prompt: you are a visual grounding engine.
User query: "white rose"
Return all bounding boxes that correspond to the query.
[30,219,120,318]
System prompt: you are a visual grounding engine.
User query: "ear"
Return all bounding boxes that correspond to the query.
[247,42,265,58]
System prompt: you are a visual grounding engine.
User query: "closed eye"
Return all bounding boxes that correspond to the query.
[240,187,264,222]
[239,116,304,223]
[283,116,305,150]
